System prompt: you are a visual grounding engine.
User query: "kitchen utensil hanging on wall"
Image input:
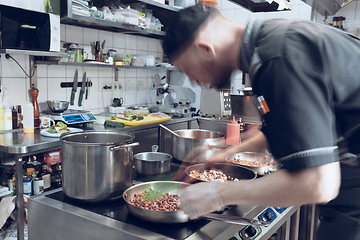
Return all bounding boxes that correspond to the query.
[78,72,86,107]
[70,69,78,106]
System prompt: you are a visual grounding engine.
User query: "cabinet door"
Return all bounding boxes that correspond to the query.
[132,128,159,154]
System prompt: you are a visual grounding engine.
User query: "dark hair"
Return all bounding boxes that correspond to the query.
[162,4,218,61]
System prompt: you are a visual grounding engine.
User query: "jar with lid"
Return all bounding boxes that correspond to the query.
[33,177,44,195]
[23,175,33,195]
[40,163,51,190]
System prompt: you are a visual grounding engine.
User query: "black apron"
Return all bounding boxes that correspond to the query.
[317,165,360,240]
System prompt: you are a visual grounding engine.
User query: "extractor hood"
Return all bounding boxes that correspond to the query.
[301,0,354,16]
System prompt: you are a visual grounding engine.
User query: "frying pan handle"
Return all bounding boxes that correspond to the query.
[110,142,139,151]
[208,144,230,149]
[263,167,278,175]
[201,213,269,226]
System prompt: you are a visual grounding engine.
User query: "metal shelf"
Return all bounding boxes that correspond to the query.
[61,14,166,39]
[0,49,68,57]
[36,60,176,70]
[61,0,180,39]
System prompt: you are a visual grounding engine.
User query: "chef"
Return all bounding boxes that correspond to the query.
[163,4,360,240]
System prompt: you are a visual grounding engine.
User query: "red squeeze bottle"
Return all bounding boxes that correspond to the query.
[226,116,240,145]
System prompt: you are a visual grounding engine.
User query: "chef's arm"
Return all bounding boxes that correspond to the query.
[218,161,341,207]
[227,131,268,155]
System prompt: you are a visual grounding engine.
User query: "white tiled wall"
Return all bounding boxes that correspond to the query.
[0,26,164,114]
[2,0,357,114]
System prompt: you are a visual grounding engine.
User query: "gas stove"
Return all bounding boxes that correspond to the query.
[42,109,96,124]
[28,161,300,240]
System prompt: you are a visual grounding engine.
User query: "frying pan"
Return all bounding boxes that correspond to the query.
[123,181,269,226]
[228,152,281,175]
[184,163,257,182]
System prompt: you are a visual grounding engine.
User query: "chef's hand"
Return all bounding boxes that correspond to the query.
[173,145,220,182]
[201,147,232,170]
[180,181,224,219]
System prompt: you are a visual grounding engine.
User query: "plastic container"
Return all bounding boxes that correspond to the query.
[23,102,34,133]
[4,108,12,130]
[0,106,4,131]
[226,116,240,145]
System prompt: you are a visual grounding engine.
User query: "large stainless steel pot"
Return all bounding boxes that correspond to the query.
[60,131,139,202]
[172,129,225,161]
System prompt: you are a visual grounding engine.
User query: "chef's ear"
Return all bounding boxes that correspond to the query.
[196,41,215,59]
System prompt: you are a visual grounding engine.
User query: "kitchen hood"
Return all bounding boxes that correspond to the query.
[301,0,354,16]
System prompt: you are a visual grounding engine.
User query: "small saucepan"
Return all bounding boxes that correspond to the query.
[227,152,281,175]
[133,152,172,175]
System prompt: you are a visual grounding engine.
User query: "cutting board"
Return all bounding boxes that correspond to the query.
[111,115,172,126]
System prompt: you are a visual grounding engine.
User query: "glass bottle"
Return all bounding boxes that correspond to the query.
[40,163,51,190]
[17,105,23,128]
[51,163,62,188]
[12,106,17,129]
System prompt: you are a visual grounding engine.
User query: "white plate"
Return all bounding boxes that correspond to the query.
[40,127,83,138]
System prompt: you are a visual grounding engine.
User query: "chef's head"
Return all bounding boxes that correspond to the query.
[162,4,235,90]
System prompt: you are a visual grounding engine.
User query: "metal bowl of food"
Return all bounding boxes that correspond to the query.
[133,152,172,175]
[227,152,281,175]
[47,100,69,113]
[185,163,256,182]
[123,181,190,223]
[123,180,270,226]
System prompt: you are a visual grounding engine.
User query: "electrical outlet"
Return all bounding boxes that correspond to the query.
[103,83,123,91]
[103,83,114,90]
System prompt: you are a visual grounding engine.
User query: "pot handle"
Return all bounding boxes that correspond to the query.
[110,142,139,151]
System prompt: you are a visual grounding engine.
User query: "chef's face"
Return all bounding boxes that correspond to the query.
[172,46,232,89]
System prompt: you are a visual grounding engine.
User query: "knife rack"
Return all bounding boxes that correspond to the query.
[60,82,93,88]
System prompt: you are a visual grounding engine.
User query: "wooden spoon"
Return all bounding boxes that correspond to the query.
[159,124,181,137]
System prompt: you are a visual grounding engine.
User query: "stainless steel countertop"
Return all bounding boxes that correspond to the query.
[0,128,61,154]
[0,117,195,154]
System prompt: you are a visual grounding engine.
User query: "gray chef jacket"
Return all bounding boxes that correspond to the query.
[239,18,360,240]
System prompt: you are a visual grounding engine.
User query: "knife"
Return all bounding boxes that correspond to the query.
[70,69,78,106]
[78,72,86,107]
